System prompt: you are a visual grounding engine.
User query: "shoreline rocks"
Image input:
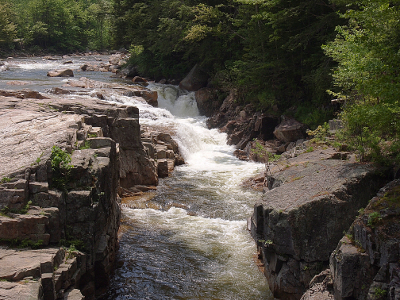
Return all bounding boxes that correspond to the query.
[301,179,400,300]
[249,147,389,299]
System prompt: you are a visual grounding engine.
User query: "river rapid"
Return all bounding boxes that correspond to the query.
[0,55,272,299]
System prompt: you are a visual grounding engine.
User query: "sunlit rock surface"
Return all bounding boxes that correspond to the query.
[250,147,389,299]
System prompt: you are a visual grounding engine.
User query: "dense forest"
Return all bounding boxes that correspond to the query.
[1,0,400,165]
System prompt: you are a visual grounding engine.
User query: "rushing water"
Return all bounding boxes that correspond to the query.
[0,56,272,299]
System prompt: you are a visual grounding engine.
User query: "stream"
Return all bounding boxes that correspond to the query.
[0,55,272,299]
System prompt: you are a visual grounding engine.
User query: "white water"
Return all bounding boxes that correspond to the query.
[106,83,271,299]
[0,57,272,299]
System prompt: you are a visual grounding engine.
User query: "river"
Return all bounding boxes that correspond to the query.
[0,55,272,299]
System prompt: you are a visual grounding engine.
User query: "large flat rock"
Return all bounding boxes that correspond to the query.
[0,280,42,300]
[0,247,63,281]
[0,96,81,178]
[0,93,140,179]
[251,147,388,299]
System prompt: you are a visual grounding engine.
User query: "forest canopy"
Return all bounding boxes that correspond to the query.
[1,0,399,164]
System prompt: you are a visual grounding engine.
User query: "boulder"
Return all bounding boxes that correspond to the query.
[194,87,222,117]
[300,270,334,300]
[131,90,158,107]
[80,64,100,72]
[179,64,209,91]
[0,89,48,99]
[132,76,149,86]
[157,160,169,178]
[47,69,74,77]
[109,55,121,65]
[118,65,138,78]
[49,87,71,95]
[273,117,306,143]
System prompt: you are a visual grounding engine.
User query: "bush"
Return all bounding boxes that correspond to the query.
[50,146,73,191]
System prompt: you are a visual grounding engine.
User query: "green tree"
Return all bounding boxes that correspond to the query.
[111,0,343,127]
[324,0,400,163]
[0,0,17,49]
[226,0,343,123]
[86,0,112,50]
[11,0,112,52]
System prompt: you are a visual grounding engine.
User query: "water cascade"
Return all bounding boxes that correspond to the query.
[0,57,272,299]
[105,84,271,299]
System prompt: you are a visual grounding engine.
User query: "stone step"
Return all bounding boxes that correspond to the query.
[0,206,60,245]
[0,247,87,299]
[0,279,42,299]
[0,247,64,281]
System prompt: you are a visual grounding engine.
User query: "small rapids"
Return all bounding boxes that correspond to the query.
[0,56,272,299]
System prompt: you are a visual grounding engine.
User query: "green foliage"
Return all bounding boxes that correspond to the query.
[382,186,400,206]
[258,239,273,246]
[336,101,400,164]
[31,152,44,166]
[374,287,387,298]
[324,0,400,166]
[307,122,331,143]
[305,147,314,153]
[2,0,112,53]
[251,139,281,162]
[112,0,342,118]
[294,105,334,130]
[367,211,382,228]
[51,146,72,170]
[50,146,73,191]
[79,140,91,150]
[1,177,11,183]
[0,0,17,49]
[0,206,9,216]
[19,200,32,214]
[60,238,85,253]
[1,200,32,216]
[0,238,43,249]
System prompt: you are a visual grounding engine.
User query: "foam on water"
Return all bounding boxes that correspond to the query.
[104,82,271,299]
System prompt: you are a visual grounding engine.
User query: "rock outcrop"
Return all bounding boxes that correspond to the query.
[249,147,389,299]
[301,179,400,300]
[194,87,224,117]
[0,85,183,299]
[80,52,128,75]
[179,64,209,92]
[206,90,280,152]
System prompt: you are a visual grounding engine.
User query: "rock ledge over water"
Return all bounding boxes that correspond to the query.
[250,147,389,299]
[0,87,183,299]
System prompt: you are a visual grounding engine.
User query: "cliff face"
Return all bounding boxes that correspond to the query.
[302,179,400,300]
[0,91,182,299]
[249,146,389,299]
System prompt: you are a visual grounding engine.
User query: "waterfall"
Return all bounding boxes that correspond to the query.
[105,83,272,299]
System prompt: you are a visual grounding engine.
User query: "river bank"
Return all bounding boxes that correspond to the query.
[0,86,187,298]
[1,55,399,300]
